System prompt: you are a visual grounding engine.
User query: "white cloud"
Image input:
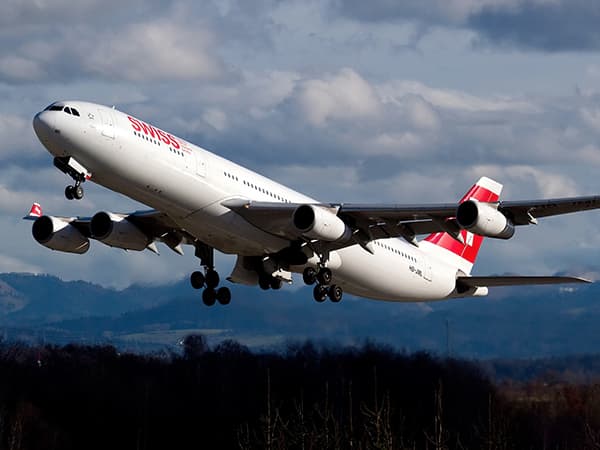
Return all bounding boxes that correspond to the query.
[574,145,600,166]
[0,254,41,274]
[404,95,440,130]
[579,107,600,132]
[202,109,228,131]
[379,80,536,113]
[0,55,44,81]
[368,132,425,157]
[242,70,301,118]
[83,20,223,82]
[297,68,380,125]
[469,164,579,198]
[0,113,38,159]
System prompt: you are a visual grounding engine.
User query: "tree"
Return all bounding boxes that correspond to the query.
[182,334,208,360]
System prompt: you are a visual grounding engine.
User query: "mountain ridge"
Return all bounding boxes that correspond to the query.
[0,272,598,358]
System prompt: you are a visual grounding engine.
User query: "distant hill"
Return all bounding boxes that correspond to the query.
[0,272,599,358]
[0,273,188,325]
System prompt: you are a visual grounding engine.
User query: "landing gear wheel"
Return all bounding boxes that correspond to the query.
[303,267,317,285]
[313,285,328,303]
[205,270,220,289]
[259,275,271,291]
[65,184,84,200]
[317,268,332,285]
[190,271,205,290]
[73,184,84,200]
[270,278,282,290]
[216,287,231,305]
[202,288,216,306]
[328,284,343,303]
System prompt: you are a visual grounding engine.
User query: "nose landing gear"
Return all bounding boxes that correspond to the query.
[54,157,89,201]
[65,181,84,200]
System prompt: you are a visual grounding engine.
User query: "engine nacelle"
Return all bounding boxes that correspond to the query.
[32,216,90,254]
[90,211,150,251]
[292,205,352,242]
[456,200,515,239]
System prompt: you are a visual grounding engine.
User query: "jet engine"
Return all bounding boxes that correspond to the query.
[32,216,90,254]
[90,212,150,251]
[456,200,515,239]
[293,205,352,242]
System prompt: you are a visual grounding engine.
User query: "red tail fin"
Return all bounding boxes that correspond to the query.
[23,202,43,221]
[424,177,502,273]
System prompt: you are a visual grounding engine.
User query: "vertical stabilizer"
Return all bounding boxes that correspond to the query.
[23,202,43,221]
[422,177,502,275]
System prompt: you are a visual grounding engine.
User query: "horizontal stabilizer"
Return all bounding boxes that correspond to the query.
[458,275,591,287]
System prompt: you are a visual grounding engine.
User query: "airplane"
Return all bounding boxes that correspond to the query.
[27,100,600,306]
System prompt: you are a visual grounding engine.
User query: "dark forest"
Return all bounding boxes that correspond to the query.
[0,337,598,449]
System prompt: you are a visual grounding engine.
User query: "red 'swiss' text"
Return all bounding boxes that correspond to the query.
[128,116,181,149]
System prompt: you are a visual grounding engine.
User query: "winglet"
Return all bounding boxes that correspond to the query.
[23,202,43,220]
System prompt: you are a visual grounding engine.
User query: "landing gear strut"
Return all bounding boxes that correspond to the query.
[190,242,231,306]
[303,266,343,303]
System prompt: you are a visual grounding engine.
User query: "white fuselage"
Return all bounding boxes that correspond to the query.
[33,101,462,302]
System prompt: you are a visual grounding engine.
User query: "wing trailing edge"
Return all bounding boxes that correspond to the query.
[457,275,591,288]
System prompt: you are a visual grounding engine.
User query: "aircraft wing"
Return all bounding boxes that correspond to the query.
[223,199,457,243]
[498,195,600,224]
[123,210,185,238]
[457,275,591,287]
[223,194,600,246]
[27,204,194,254]
[61,210,183,239]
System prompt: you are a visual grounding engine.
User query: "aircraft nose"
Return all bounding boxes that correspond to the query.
[32,111,54,141]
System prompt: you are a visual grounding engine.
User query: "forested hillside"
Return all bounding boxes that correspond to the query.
[0,339,599,449]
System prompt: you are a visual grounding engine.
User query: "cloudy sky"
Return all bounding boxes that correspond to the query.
[1,0,600,288]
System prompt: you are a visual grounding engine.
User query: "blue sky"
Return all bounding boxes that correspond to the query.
[1,0,600,287]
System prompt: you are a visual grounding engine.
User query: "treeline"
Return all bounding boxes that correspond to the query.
[0,337,598,449]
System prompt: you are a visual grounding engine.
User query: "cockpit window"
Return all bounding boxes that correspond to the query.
[71,108,80,116]
[47,105,64,111]
[64,107,72,115]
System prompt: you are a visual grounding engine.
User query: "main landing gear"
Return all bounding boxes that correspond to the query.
[303,266,343,303]
[190,242,231,306]
[54,157,87,200]
[258,273,283,291]
[190,269,231,306]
